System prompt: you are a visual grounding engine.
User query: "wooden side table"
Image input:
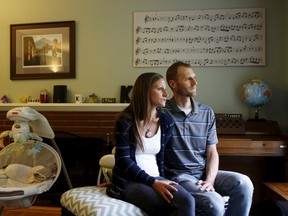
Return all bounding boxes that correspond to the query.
[264,182,288,201]
[216,120,288,215]
[263,182,288,215]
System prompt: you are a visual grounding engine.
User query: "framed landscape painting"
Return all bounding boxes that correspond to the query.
[10,21,75,80]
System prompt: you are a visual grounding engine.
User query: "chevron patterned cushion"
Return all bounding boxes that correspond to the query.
[60,186,148,216]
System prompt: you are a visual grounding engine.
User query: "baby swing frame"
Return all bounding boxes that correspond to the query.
[0,107,73,215]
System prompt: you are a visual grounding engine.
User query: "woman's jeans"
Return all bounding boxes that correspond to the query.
[123,178,195,216]
[170,170,254,216]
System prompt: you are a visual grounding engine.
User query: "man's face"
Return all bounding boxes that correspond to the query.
[174,66,197,97]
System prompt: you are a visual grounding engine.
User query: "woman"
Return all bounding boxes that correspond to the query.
[107,73,195,216]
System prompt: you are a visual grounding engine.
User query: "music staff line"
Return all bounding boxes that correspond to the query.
[135,45,263,55]
[135,23,263,34]
[136,34,263,45]
[135,56,263,67]
[143,11,263,24]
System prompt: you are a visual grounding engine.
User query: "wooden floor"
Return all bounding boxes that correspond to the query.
[2,206,61,216]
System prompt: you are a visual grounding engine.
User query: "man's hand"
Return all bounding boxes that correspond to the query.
[197,180,215,192]
[152,180,178,203]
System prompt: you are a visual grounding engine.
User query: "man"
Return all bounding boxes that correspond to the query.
[163,61,254,216]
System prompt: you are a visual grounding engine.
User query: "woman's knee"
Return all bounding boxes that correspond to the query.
[171,186,195,216]
[173,185,195,208]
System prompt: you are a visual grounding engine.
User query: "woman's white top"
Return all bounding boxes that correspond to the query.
[135,127,161,177]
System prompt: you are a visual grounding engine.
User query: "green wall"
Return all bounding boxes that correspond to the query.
[0,0,287,133]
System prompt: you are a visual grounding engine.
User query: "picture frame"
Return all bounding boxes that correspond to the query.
[10,21,75,80]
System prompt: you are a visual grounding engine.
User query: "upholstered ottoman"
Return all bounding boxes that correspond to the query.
[60,186,148,216]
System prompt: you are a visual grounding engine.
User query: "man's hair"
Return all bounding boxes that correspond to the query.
[166,61,191,88]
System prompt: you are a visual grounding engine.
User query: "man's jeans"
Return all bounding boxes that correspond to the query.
[170,170,254,216]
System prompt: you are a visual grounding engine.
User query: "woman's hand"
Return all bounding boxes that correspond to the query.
[152,179,178,203]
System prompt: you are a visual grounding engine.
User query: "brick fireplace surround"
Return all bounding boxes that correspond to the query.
[0,103,128,206]
[0,103,128,139]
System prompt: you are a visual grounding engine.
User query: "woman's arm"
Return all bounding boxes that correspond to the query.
[114,118,156,186]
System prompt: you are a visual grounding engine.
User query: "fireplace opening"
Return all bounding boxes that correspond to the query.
[35,131,113,206]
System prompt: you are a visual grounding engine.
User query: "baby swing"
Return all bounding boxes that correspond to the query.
[0,106,72,215]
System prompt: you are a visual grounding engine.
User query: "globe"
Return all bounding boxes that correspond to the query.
[241,78,271,119]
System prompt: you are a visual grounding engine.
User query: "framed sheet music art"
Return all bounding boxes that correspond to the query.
[133,8,265,67]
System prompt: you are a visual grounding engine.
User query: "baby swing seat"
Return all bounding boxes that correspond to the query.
[0,140,61,208]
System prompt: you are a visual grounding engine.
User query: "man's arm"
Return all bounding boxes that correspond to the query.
[206,144,219,184]
[198,144,219,192]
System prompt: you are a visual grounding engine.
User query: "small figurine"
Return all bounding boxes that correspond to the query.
[88,93,98,103]
[1,95,8,103]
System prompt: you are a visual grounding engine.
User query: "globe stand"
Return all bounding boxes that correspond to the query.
[248,106,266,121]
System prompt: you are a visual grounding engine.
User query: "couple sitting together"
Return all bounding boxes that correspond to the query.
[106,61,254,216]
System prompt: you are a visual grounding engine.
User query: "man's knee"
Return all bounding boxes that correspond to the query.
[196,202,225,216]
[238,174,254,196]
[208,197,226,215]
[195,193,226,216]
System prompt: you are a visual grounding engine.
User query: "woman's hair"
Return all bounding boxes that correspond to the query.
[118,72,164,149]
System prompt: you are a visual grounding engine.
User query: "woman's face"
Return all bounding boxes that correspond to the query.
[149,78,168,108]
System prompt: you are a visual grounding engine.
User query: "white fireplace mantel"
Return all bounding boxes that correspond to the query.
[0,103,129,112]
